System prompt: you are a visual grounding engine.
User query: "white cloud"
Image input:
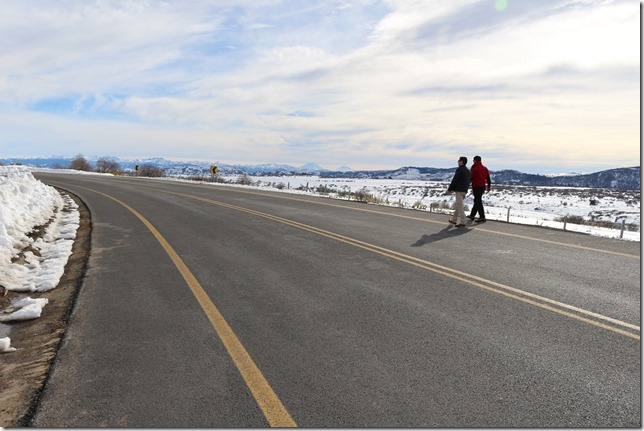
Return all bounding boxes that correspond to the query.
[0,0,638,173]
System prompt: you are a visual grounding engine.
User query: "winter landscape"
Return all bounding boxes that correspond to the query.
[209,173,641,237]
[0,163,640,353]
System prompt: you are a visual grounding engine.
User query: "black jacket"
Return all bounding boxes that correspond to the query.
[448,165,471,193]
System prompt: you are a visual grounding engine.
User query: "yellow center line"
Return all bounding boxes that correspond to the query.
[184,184,640,260]
[82,186,297,428]
[155,188,640,341]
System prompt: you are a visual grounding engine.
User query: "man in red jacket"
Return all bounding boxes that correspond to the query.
[468,155,491,223]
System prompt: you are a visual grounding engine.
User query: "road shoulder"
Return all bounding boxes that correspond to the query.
[0,190,90,427]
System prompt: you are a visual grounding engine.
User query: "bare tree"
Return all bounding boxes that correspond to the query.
[96,157,122,174]
[236,174,253,185]
[138,163,165,177]
[69,154,93,171]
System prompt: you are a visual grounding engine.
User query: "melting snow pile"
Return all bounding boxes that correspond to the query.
[0,166,79,352]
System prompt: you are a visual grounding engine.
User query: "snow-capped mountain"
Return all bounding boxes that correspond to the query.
[1,156,639,189]
[323,166,640,190]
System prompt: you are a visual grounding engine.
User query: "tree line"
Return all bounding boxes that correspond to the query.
[67,154,165,177]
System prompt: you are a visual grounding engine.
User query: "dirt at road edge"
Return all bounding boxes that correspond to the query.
[0,189,90,427]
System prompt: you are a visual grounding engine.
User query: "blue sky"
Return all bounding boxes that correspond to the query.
[0,0,639,174]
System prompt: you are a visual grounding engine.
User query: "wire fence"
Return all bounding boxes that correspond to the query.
[426,204,639,240]
[167,175,641,241]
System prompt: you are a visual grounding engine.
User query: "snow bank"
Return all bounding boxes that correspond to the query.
[0,297,49,321]
[0,166,79,292]
[0,336,17,352]
[0,166,80,353]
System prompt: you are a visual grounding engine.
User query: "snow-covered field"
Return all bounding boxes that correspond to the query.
[0,167,640,352]
[212,174,641,240]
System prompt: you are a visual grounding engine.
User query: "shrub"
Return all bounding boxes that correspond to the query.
[352,188,372,203]
[412,200,427,210]
[336,189,351,198]
[236,174,253,185]
[316,184,334,194]
[138,164,165,177]
[554,215,640,232]
[555,215,585,224]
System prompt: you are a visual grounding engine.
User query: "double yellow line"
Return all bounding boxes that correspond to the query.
[79,186,297,427]
[76,184,640,428]
[160,189,640,341]
[190,185,641,260]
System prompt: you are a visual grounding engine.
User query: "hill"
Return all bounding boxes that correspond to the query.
[1,156,639,190]
[321,166,641,190]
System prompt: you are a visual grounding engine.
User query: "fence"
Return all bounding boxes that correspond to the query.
[427,204,639,240]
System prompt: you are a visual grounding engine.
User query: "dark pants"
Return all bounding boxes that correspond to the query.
[470,186,486,219]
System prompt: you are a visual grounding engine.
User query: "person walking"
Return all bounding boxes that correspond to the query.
[447,156,470,227]
[468,155,491,223]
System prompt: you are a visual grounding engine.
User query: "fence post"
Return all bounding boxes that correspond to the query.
[620,219,626,239]
[506,207,511,223]
[563,214,568,231]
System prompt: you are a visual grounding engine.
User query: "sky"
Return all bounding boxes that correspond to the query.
[0,0,639,174]
[0,164,639,351]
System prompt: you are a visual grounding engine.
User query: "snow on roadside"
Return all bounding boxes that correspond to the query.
[0,166,79,352]
[208,175,641,241]
[0,167,638,352]
[0,297,49,321]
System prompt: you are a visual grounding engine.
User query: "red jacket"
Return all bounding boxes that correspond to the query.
[470,161,491,187]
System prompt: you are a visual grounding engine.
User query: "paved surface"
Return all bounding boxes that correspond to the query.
[26,172,641,427]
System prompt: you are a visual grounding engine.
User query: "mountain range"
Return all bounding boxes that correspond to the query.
[1,156,640,190]
[324,166,641,190]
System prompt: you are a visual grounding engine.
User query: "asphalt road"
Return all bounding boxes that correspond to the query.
[31,172,640,427]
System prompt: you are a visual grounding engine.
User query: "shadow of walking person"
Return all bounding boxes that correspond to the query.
[411,225,471,247]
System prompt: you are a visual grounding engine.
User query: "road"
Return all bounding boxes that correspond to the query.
[30,172,640,427]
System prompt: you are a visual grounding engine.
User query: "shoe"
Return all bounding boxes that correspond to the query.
[448,219,457,224]
[466,215,475,220]
[455,223,466,227]
[474,218,486,223]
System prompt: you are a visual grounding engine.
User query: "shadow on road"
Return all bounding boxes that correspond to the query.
[411,225,471,247]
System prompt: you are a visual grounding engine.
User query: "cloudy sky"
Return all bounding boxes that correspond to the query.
[0,0,639,174]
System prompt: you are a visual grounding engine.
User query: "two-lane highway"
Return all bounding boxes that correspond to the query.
[31,173,640,427]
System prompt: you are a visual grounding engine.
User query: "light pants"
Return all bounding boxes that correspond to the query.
[453,191,466,224]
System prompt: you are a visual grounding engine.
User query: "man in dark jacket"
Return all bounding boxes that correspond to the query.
[468,155,491,223]
[447,156,470,227]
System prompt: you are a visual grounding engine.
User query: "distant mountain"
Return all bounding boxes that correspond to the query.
[322,166,455,181]
[545,172,584,177]
[490,167,641,189]
[335,166,354,172]
[1,156,639,189]
[321,166,641,189]
[300,162,325,171]
[0,156,74,168]
[556,166,641,189]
